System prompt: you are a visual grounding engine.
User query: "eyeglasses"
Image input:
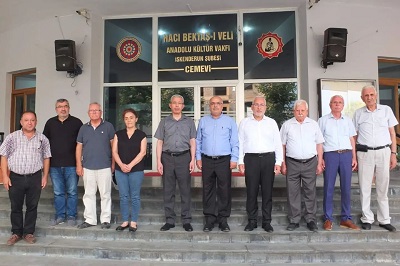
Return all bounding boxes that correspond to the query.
[56,105,69,109]
[252,103,266,107]
[89,109,101,113]
[210,102,222,106]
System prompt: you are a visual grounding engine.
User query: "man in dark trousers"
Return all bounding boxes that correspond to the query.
[238,96,283,233]
[155,95,196,232]
[196,96,239,232]
[43,98,83,226]
[0,111,51,245]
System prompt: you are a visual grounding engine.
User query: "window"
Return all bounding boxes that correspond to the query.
[104,18,152,83]
[104,86,153,169]
[243,11,297,79]
[11,70,36,132]
[244,82,297,127]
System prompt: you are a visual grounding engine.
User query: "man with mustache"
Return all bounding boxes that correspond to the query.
[280,100,324,232]
[196,96,239,232]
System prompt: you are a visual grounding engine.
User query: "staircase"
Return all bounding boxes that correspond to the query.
[0,171,400,265]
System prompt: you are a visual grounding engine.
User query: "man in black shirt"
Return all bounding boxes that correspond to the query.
[43,99,83,226]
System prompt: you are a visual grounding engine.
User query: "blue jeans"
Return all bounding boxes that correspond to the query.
[50,167,78,220]
[115,170,144,222]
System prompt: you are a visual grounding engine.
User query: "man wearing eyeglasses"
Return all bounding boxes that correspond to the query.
[196,96,239,232]
[43,99,83,226]
[76,102,115,229]
[238,96,283,233]
[155,95,196,232]
[318,95,359,231]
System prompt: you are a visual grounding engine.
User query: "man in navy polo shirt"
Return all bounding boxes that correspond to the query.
[76,102,115,229]
[43,99,83,226]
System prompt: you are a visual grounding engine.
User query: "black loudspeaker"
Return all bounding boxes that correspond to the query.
[322,28,347,63]
[55,40,77,71]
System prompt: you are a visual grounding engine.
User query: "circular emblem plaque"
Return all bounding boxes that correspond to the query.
[116,37,142,63]
[256,32,284,59]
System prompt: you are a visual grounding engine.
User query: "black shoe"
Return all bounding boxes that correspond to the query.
[101,222,111,229]
[160,223,175,231]
[116,224,129,231]
[77,222,96,229]
[244,222,257,231]
[129,225,137,232]
[219,222,230,232]
[361,222,371,230]
[262,223,274,233]
[183,223,193,232]
[307,221,318,232]
[203,223,214,232]
[286,223,299,231]
[379,223,396,232]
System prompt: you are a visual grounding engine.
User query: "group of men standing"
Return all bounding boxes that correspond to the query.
[0,84,397,246]
[156,85,398,233]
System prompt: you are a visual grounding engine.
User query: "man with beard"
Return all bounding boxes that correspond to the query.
[238,96,283,232]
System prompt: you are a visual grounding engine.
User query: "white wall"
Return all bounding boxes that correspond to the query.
[0,14,93,134]
[1,1,399,134]
[306,1,400,119]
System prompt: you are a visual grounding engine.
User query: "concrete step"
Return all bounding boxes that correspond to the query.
[5,195,400,213]
[0,220,399,244]
[2,183,400,198]
[0,235,399,264]
[0,205,399,226]
[0,254,397,266]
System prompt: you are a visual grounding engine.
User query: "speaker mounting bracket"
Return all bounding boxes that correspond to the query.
[322,60,334,69]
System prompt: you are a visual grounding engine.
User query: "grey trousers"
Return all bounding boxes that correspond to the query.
[161,152,192,225]
[285,157,318,223]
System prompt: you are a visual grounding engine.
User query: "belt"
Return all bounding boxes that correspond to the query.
[245,152,274,157]
[202,154,230,160]
[10,170,41,177]
[367,144,390,150]
[162,150,189,157]
[331,149,352,153]
[286,156,316,164]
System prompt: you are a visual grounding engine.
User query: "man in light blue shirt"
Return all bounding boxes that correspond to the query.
[196,96,239,232]
[318,95,359,231]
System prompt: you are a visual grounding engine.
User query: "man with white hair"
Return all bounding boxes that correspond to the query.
[353,85,398,232]
[318,95,359,231]
[280,100,324,232]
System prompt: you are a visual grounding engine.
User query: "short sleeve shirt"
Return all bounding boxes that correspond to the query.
[154,114,196,152]
[353,104,398,146]
[280,117,325,159]
[0,130,51,174]
[318,113,356,152]
[76,120,115,170]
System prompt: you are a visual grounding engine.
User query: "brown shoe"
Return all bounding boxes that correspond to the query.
[323,220,333,231]
[340,220,360,230]
[23,234,36,244]
[6,234,21,246]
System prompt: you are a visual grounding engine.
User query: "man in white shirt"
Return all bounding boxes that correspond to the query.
[280,100,324,232]
[238,96,283,233]
[353,85,398,232]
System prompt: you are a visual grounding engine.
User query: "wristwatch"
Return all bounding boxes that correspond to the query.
[391,151,398,155]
